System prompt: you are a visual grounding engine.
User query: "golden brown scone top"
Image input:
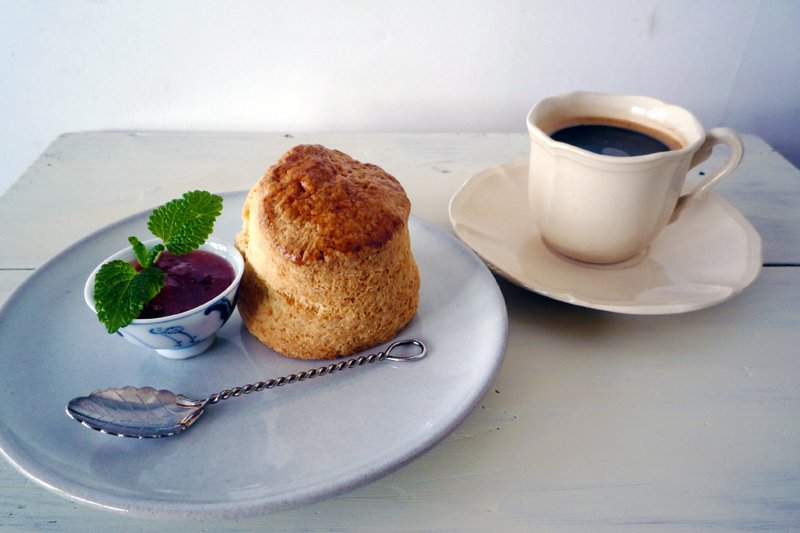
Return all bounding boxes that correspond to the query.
[245,144,411,265]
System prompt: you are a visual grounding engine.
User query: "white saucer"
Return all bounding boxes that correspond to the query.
[449,159,762,314]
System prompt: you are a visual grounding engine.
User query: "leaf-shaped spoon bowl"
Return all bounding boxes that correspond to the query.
[66,387,206,438]
[66,339,426,438]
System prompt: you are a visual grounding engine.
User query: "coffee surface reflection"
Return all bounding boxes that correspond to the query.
[550,123,673,157]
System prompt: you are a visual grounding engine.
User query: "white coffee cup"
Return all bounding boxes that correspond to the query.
[526,91,744,265]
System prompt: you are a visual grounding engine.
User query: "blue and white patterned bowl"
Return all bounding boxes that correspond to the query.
[84,239,244,359]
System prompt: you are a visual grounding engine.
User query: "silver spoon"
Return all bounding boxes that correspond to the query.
[66,339,426,439]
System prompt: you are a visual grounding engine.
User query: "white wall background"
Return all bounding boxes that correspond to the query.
[1,0,798,196]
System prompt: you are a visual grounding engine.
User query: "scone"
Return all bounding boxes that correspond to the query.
[235,144,420,359]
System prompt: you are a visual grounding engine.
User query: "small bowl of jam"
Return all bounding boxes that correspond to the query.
[84,239,244,359]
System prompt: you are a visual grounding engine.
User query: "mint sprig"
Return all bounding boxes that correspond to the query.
[93,190,223,333]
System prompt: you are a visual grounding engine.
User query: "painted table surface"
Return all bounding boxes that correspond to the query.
[1,132,799,532]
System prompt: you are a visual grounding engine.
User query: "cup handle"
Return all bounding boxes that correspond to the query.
[670,127,744,222]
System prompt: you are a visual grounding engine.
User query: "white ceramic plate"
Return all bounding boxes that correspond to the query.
[0,191,507,519]
[449,159,762,314]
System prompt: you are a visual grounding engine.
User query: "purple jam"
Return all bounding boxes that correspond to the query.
[135,250,235,319]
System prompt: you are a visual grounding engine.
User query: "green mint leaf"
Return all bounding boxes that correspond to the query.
[128,236,149,267]
[128,237,164,269]
[94,260,165,333]
[147,190,223,255]
[147,243,165,267]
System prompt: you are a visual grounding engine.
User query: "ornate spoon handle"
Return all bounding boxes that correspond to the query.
[203,339,426,405]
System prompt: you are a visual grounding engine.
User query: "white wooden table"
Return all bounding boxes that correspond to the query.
[1,132,799,531]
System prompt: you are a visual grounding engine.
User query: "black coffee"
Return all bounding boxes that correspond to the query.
[550,123,672,157]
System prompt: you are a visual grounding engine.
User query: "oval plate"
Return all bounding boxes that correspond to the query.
[0,191,508,519]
